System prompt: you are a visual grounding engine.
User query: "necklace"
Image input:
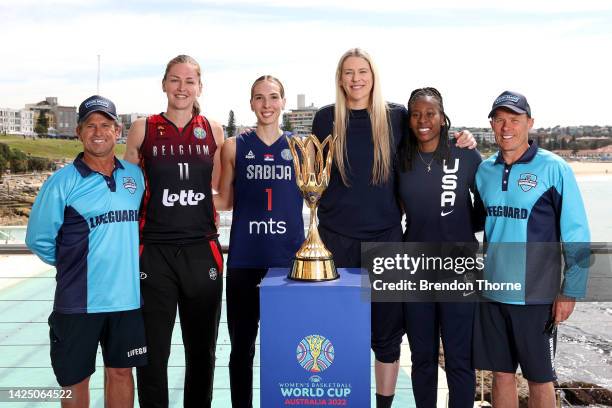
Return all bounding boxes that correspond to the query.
[417,150,435,173]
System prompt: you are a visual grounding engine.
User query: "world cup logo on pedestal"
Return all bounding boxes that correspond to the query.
[296,334,335,373]
[287,134,338,281]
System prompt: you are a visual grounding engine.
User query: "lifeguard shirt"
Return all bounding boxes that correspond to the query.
[475,141,590,304]
[139,114,218,244]
[227,131,304,268]
[26,154,144,314]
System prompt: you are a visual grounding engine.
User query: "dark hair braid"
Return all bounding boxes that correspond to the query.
[399,87,452,172]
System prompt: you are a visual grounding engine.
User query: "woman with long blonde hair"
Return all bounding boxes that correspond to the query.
[312,48,402,254]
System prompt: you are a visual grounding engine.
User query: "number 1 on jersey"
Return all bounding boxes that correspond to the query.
[265,188,272,211]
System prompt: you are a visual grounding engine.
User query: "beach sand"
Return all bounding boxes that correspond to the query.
[568,161,612,176]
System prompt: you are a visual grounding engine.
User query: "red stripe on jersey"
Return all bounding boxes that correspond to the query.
[138,148,151,238]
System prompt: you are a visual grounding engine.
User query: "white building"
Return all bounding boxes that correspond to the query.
[283,94,318,137]
[26,97,77,138]
[119,113,148,140]
[0,108,35,136]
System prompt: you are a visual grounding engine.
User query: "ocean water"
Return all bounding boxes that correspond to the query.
[555,176,612,388]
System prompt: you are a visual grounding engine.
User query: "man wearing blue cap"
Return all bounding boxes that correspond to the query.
[473,91,590,407]
[26,95,147,407]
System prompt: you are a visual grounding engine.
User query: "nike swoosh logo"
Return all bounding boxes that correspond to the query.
[441,209,454,216]
[463,291,475,297]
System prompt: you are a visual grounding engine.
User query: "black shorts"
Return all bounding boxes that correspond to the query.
[371,302,407,363]
[48,308,147,387]
[473,302,556,383]
[318,225,404,362]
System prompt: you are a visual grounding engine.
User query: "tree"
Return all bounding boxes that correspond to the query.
[9,148,27,173]
[282,114,294,133]
[569,136,579,156]
[34,110,49,137]
[0,145,8,179]
[28,156,52,172]
[226,110,236,139]
[0,156,6,179]
[0,143,10,161]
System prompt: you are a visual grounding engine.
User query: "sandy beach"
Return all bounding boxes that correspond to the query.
[568,161,612,176]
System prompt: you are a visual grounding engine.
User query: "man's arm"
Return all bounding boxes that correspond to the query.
[553,162,591,322]
[552,294,576,324]
[558,164,591,298]
[453,130,477,149]
[25,174,69,265]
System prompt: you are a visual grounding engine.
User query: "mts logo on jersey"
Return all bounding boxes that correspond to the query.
[162,189,205,206]
[249,218,286,234]
[441,159,459,216]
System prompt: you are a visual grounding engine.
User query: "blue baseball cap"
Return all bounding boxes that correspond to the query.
[78,95,118,123]
[488,90,531,118]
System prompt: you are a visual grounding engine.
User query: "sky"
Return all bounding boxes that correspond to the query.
[1,0,611,128]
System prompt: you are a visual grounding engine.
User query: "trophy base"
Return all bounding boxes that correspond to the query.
[288,258,339,281]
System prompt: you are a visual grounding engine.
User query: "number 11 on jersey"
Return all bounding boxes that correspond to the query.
[178,163,190,180]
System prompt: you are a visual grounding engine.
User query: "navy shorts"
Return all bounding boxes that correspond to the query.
[473,302,556,383]
[48,308,147,387]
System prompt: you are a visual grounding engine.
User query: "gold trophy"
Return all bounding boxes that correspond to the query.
[306,335,324,372]
[287,134,338,281]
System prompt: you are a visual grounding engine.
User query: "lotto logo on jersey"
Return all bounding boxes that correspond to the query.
[264,154,274,162]
[162,189,206,206]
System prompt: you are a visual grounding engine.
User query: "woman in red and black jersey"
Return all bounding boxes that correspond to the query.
[124,54,225,408]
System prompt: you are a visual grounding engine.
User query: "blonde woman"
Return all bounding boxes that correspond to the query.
[311,48,475,408]
[215,75,304,408]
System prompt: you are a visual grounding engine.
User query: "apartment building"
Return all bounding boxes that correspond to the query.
[0,108,35,136]
[282,94,318,137]
[26,97,77,138]
[119,113,148,140]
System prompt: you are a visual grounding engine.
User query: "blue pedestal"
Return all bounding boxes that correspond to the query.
[260,268,371,408]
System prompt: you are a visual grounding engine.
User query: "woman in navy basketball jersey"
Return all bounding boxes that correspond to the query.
[124,55,225,408]
[215,75,304,408]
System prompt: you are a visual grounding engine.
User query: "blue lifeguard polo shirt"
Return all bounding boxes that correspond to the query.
[475,142,590,304]
[26,153,144,314]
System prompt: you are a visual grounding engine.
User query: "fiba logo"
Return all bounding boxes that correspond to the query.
[296,334,335,373]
